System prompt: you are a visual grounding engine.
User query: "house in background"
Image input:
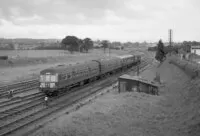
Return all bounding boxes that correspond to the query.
[191,45,200,55]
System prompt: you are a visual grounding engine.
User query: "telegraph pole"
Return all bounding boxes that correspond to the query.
[169,29,173,55]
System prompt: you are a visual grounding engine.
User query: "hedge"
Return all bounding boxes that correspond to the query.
[170,56,199,79]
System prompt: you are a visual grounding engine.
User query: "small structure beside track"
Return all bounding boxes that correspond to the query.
[118,74,159,95]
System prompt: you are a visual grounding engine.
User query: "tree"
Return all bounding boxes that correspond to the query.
[61,36,80,53]
[101,40,109,53]
[78,39,84,52]
[7,43,14,50]
[82,38,93,53]
[155,39,166,63]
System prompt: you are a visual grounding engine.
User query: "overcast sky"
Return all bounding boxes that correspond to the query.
[0,0,199,42]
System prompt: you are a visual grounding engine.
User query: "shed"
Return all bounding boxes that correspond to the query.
[118,74,160,95]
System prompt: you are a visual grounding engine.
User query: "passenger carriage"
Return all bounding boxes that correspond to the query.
[40,61,99,95]
[39,54,141,96]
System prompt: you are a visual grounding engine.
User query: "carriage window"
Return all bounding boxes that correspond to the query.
[51,75,56,82]
[45,75,51,82]
[40,75,45,82]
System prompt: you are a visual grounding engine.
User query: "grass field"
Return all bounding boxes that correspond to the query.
[0,50,70,58]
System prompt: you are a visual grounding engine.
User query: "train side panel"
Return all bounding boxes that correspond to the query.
[40,61,100,95]
[57,61,100,88]
[98,58,122,75]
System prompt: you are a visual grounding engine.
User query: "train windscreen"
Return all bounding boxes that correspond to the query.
[40,74,58,82]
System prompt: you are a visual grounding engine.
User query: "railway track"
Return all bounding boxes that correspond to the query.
[0,79,38,91]
[0,92,43,109]
[0,55,153,136]
[0,80,39,99]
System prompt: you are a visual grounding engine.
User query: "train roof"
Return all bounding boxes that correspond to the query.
[93,57,121,63]
[98,57,120,61]
[40,61,98,74]
[116,54,133,59]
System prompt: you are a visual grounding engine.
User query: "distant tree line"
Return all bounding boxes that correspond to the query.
[0,37,199,53]
[35,42,61,50]
[0,38,58,45]
[0,43,14,50]
[61,36,127,54]
[61,36,94,53]
[149,41,200,55]
[154,40,200,63]
[0,38,60,50]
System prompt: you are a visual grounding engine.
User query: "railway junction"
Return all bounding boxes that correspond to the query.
[0,51,199,136]
[0,51,151,135]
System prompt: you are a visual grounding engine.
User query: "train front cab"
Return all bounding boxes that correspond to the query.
[39,73,58,96]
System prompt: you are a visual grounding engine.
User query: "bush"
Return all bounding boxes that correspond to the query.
[170,57,199,79]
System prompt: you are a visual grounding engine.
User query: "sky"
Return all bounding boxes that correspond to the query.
[0,0,199,42]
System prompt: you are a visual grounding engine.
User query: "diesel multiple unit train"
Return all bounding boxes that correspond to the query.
[39,54,141,96]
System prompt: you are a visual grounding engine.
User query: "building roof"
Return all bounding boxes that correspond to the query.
[119,74,160,87]
[191,45,200,49]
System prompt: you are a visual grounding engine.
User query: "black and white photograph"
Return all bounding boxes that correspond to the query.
[0,0,199,136]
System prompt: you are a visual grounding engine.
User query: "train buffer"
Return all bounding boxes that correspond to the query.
[118,74,160,95]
